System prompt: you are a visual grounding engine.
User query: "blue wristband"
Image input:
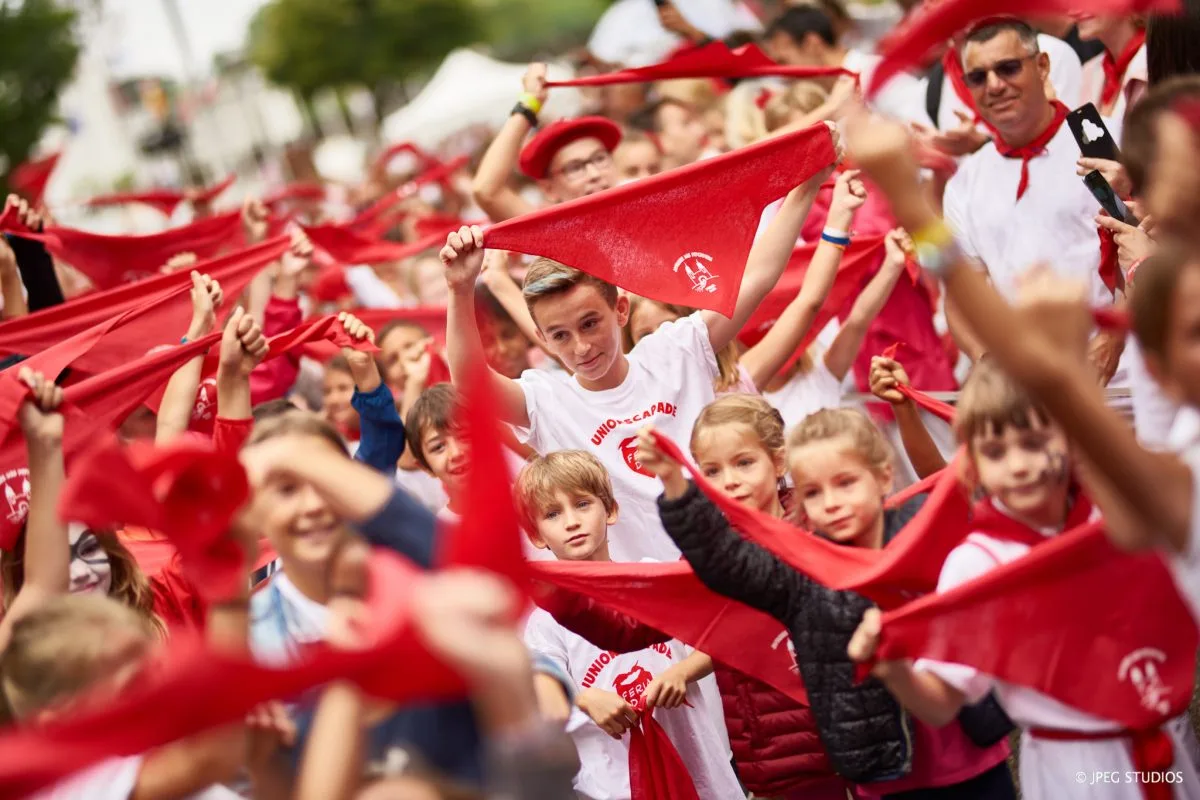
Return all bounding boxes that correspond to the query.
[180,336,189,345]
[821,231,851,248]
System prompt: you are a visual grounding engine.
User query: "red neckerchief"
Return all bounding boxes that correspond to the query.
[993,101,1070,201]
[940,48,1000,139]
[970,489,1094,549]
[1102,30,1146,108]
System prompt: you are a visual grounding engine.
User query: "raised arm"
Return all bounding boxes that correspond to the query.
[868,355,947,479]
[634,427,806,623]
[738,170,867,388]
[472,65,544,223]
[0,371,66,651]
[822,229,910,381]
[0,237,26,319]
[847,112,1188,553]
[338,312,407,475]
[157,272,223,443]
[442,226,530,427]
[702,138,838,353]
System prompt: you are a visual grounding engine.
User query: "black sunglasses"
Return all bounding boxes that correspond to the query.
[963,55,1036,89]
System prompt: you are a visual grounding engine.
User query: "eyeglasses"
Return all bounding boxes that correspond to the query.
[555,150,613,183]
[963,55,1036,89]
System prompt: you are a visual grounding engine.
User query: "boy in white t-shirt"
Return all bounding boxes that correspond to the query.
[439,161,834,561]
[516,451,740,800]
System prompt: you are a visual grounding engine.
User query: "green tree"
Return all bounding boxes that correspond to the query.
[0,0,80,192]
[476,0,609,62]
[248,0,482,127]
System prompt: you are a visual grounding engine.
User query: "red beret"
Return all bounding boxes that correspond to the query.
[518,116,623,180]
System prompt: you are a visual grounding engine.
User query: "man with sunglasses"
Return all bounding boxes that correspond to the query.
[473,63,622,223]
[941,18,1130,391]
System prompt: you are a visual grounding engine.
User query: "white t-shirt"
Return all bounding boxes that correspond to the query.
[917,507,1200,800]
[587,0,761,67]
[394,466,450,515]
[31,757,240,800]
[523,608,740,800]
[944,116,1120,311]
[934,35,1083,132]
[763,358,844,433]
[1126,339,1178,449]
[1079,44,1148,123]
[513,314,719,563]
[843,49,933,128]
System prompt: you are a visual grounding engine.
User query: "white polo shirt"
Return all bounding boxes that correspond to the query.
[943,113,1121,311]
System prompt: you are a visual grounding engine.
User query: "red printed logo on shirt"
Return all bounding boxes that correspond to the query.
[620,436,654,477]
[614,662,655,712]
[673,252,719,294]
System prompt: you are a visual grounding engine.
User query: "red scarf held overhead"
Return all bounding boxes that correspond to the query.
[1102,30,1146,108]
[9,152,61,205]
[485,123,837,317]
[994,101,1070,201]
[0,315,375,549]
[0,239,289,394]
[0,210,246,289]
[0,236,288,361]
[532,559,808,705]
[546,41,855,87]
[651,430,967,609]
[263,181,326,212]
[868,0,1180,99]
[86,175,235,217]
[303,224,446,266]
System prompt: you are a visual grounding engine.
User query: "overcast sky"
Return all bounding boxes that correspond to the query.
[103,0,268,78]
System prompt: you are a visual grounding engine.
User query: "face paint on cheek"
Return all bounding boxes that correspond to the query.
[1034,446,1069,487]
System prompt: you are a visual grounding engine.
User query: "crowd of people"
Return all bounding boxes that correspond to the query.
[4,0,1200,797]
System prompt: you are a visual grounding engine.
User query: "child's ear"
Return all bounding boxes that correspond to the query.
[606,500,620,526]
[878,463,895,497]
[774,450,787,479]
[526,528,551,551]
[615,294,631,327]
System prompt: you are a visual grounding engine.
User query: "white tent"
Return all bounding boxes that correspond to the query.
[381,49,583,148]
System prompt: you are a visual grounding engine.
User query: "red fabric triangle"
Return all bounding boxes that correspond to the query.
[651,429,969,609]
[0,549,466,799]
[263,181,326,212]
[0,236,287,363]
[1102,30,1146,107]
[739,236,888,367]
[85,175,235,217]
[485,124,837,317]
[868,0,1178,99]
[532,559,808,705]
[435,356,529,597]
[0,210,246,289]
[10,152,61,205]
[628,715,702,800]
[303,224,446,266]
[58,437,250,602]
[547,41,854,87]
[872,519,1198,728]
[994,102,1070,201]
[0,316,376,549]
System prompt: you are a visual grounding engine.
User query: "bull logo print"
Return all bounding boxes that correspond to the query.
[673,252,719,294]
[614,662,654,712]
[1118,648,1172,716]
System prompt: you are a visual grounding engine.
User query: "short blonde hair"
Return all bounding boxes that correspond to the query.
[522,258,619,322]
[247,409,349,456]
[514,450,617,534]
[787,408,893,476]
[954,358,1050,446]
[1,594,154,719]
[691,395,786,461]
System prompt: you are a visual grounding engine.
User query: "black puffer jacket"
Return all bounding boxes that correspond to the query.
[658,482,924,783]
